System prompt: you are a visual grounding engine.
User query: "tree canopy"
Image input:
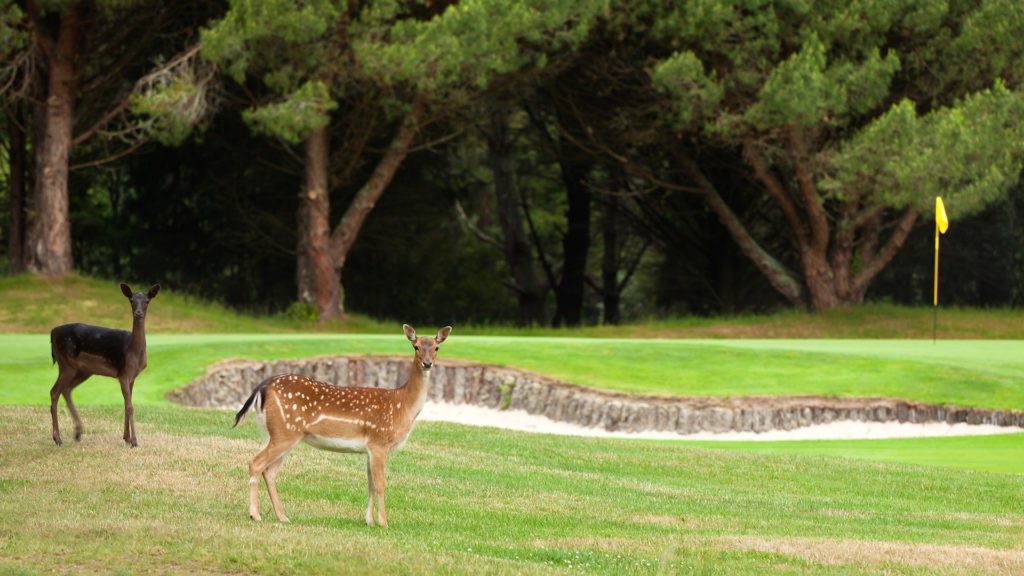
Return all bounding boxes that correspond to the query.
[2,0,1024,324]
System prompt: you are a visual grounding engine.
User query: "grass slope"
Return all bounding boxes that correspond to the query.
[1,406,1023,575]
[5,273,1024,339]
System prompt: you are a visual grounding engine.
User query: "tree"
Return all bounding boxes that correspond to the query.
[0,0,215,276]
[203,0,608,321]
[601,0,1024,310]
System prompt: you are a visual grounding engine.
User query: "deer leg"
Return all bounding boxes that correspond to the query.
[119,377,137,447]
[248,436,300,522]
[369,446,389,528]
[63,373,90,441]
[263,455,290,523]
[365,452,375,526]
[49,375,68,446]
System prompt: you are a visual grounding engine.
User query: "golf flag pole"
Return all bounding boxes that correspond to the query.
[933,197,949,343]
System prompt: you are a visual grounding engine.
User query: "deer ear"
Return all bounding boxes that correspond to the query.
[436,326,452,344]
[120,283,133,298]
[403,324,417,342]
[147,284,161,299]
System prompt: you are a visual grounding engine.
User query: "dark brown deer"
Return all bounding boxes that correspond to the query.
[49,283,160,447]
[234,324,451,527]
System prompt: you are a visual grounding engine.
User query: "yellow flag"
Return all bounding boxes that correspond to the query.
[936,197,949,234]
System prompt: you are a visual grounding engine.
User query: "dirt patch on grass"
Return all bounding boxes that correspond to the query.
[718,535,1024,574]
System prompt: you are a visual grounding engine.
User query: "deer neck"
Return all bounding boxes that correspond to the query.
[129,315,147,359]
[398,361,431,418]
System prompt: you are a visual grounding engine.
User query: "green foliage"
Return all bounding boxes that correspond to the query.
[828,83,1024,214]
[748,34,841,129]
[355,0,609,97]
[283,300,319,322]
[128,70,211,146]
[241,80,336,144]
[650,51,723,130]
[201,0,340,85]
[201,0,342,142]
[0,1,26,59]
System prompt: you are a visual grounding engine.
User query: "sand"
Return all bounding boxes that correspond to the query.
[419,401,1024,441]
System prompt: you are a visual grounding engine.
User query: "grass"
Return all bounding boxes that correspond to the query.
[1,405,1023,575]
[687,433,1024,475]
[4,274,1024,573]
[3,332,1024,477]
[3,334,1024,410]
[0,274,391,334]
[5,273,1024,339]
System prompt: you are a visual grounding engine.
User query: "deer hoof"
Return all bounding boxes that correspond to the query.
[53,437,63,446]
[278,516,290,524]
[250,513,262,522]
[74,431,82,442]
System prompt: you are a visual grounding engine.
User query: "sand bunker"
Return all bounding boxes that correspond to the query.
[419,401,1023,441]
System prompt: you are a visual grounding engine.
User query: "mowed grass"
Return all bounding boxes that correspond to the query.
[688,433,1024,475]
[3,334,1024,410]
[3,332,1024,475]
[1,406,1023,575]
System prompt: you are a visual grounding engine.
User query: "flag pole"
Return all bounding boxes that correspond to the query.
[933,219,939,344]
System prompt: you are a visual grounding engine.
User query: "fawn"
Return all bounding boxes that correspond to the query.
[49,283,160,447]
[234,324,451,527]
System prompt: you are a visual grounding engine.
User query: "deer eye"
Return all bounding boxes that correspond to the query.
[434,346,439,351]
[414,345,419,350]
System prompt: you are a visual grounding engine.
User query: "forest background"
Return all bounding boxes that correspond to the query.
[2,0,1024,327]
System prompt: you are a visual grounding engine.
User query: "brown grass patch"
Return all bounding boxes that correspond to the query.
[718,535,1024,574]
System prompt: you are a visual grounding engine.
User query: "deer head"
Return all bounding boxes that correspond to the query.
[403,324,452,370]
[120,283,160,319]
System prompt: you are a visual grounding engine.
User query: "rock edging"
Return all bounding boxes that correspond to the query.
[166,355,1024,434]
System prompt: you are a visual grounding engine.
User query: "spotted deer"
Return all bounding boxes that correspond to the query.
[234,324,452,527]
[49,283,160,447]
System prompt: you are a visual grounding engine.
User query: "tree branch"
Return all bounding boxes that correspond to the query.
[69,140,147,171]
[676,150,807,306]
[520,183,559,293]
[454,200,503,250]
[787,125,829,252]
[742,137,809,249]
[617,239,650,292]
[850,208,919,295]
[328,96,425,266]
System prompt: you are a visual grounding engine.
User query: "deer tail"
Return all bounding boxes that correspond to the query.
[233,378,271,428]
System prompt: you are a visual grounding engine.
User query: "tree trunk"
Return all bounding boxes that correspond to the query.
[7,103,27,274]
[329,99,424,313]
[297,127,341,321]
[601,197,621,324]
[551,137,590,327]
[801,249,839,311]
[486,115,547,326]
[26,1,79,276]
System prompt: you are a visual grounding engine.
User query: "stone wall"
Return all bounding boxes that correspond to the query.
[166,355,1024,434]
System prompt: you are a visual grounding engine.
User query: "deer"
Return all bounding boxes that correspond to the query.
[49,283,160,448]
[234,324,452,528]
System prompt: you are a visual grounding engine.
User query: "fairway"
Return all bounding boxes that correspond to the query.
[3,334,1024,409]
[2,332,1023,476]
